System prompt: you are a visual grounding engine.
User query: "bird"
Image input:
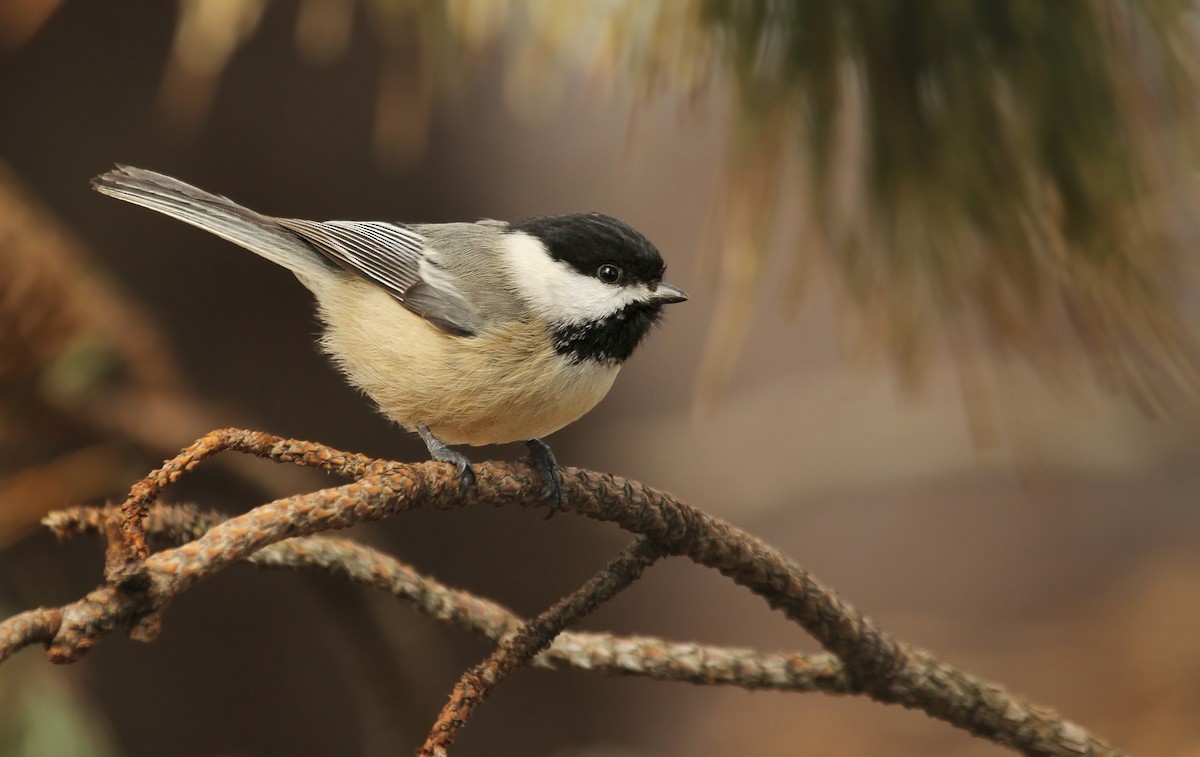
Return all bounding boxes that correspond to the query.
[91,166,687,511]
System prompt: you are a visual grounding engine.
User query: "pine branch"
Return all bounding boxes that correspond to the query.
[420,538,666,755]
[44,503,850,694]
[0,429,1124,756]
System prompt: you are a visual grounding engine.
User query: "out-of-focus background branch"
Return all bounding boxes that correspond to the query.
[1,1,1198,755]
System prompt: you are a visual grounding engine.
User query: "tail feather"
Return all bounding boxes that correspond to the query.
[91,166,328,278]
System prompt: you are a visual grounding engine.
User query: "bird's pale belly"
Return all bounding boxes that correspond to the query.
[315,279,619,446]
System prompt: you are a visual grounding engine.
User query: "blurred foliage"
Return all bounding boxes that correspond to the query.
[0,162,323,545]
[691,0,1200,419]
[0,643,119,757]
[0,160,185,543]
[7,0,1200,419]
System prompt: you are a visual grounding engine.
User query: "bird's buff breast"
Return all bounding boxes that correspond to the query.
[314,279,619,446]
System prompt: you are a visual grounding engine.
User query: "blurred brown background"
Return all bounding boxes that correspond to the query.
[2,2,1199,756]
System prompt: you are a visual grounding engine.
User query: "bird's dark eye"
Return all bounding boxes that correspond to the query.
[597,264,622,284]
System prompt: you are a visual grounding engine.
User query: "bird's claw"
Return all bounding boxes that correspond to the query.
[454,458,477,492]
[523,439,563,518]
[418,424,475,494]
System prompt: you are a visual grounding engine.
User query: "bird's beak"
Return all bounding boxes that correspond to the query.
[651,282,688,304]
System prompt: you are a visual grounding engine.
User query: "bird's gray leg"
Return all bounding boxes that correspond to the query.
[522,438,564,517]
[417,425,476,491]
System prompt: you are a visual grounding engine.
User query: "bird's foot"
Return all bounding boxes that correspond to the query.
[522,438,563,518]
[417,425,475,492]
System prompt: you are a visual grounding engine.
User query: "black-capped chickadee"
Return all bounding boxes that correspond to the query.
[91,167,687,509]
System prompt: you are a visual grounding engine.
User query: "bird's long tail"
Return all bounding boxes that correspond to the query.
[91,166,328,278]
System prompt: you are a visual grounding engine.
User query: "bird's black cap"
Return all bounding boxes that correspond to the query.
[508,213,666,284]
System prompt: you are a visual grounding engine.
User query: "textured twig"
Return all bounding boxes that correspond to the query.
[2,431,1123,756]
[111,428,384,572]
[420,538,667,757]
[0,608,63,663]
[45,503,850,693]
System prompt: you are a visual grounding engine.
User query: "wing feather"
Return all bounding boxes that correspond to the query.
[276,219,425,298]
[276,218,481,336]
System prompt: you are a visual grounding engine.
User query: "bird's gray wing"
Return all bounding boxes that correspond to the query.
[275,218,481,337]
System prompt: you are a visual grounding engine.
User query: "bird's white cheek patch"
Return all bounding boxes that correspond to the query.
[503,232,649,324]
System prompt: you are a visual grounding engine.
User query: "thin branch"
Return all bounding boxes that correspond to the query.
[420,537,667,757]
[2,431,1124,756]
[46,503,850,694]
[111,428,384,572]
[0,608,62,663]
